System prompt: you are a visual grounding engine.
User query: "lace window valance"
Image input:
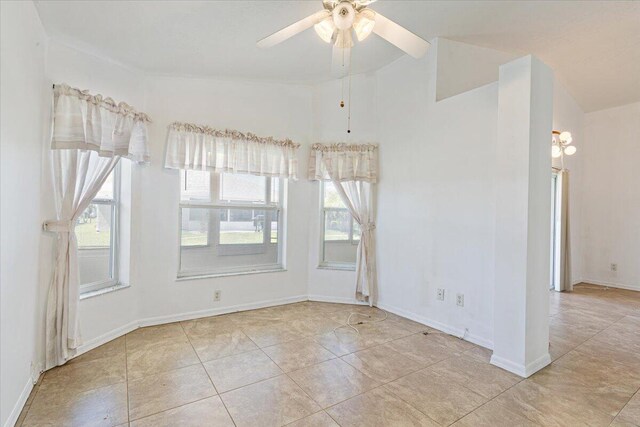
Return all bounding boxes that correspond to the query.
[164,121,300,180]
[51,83,151,163]
[308,143,378,183]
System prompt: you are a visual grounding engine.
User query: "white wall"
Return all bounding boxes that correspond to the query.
[3,9,636,421]
[552,83,585,284]
[491,56,554,377]
[40,43,316,349]
[41,41,145,351]
[307,40,523,348]
[581,102,640,290]
[307,74,377,302]
[0,2,47,426]
[134,75,313,320]
[373,41,499,347]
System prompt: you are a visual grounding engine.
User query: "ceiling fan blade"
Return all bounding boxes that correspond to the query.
[257,10,330,48]
[371,11,430,58]
[332,45,351,78]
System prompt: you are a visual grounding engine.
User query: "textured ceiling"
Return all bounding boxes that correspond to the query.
[35,1,640,112]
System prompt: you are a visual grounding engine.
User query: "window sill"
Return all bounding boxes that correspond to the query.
[176,267,286,281]
[80,282,130,300]
[317,264,356,272]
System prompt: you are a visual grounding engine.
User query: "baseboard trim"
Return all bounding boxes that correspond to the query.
[138,295,308,328]
[309,295,494,349]
[4,374,35,427]
[75,294,308,358]
[490,352,551,378]
[375,301,494,350]
[307,294,368,305]
[76,321,139,356]
[579,279,639,292]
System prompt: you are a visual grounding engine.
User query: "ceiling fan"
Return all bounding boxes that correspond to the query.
[257,0,430,76]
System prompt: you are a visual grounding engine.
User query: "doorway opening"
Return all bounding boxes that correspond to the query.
[550,170,561,291]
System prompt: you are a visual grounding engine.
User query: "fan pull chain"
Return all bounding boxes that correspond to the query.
[347,47,352,134]
[340,47,346,109]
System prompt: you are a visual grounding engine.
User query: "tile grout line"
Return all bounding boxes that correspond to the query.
[34,296,640,426]
[126,325,230,424]
[128,395,221,424]
[179,321,238,427]
[611,388,640,423]
[280,332,440,422]
[256,343,331,424]
[124,333,130,426]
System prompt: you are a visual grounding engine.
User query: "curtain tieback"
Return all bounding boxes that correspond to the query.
[44,219,74,232]
[360,222,376,232]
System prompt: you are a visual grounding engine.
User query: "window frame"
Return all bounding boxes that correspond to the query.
[78,164,121,294]
[318,180,359,270]
[178,171,284,278]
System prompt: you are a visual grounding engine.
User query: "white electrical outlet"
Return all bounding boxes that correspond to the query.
[456,293,464,307]
[611,263,618,272]
[214,290,221,302]
[437,289,445,301]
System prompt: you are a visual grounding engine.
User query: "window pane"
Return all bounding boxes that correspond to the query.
[323,182,345,208]
[76,204,112,248]
[270,211,278,244]
[179,207,280,275]
[353,221,361,241]
[322,210,357,264]
[76,203,112,284]
[95,171,114,199]
[181,170,211,201]
[220,174,266,203]
[270,178,280,204]
[324,210,351,241]
[181,207,209,246]
[219,208,265,245]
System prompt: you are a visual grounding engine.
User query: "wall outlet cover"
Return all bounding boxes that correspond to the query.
[214,290,221,302]
[437,289,445,301]
[456,293,464,307]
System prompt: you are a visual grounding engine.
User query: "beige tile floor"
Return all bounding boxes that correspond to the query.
[16,284,640,426]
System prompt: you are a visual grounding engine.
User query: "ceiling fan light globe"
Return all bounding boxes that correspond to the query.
[559,131,572,143]
[551,145,562,158]
[314,18,335,43]
[564,145,577,156]
[354,11,375,41]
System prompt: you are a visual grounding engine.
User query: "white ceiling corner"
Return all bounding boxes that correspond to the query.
[34,0,640,112]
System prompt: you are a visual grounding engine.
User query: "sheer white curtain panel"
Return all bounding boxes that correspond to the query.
[310,143,378,305]
[44,83,151,368]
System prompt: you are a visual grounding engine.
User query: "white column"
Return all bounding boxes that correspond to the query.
[491,55,553,377]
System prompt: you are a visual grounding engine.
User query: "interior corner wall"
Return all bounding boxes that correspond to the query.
[0,2,47,426]
[40,41,146,356]
[373,43,498,348]
[39,43,316,351]
[581,102,640,290]
[307,74,377,302]
[136,75,313,322]
[552,82,585,284]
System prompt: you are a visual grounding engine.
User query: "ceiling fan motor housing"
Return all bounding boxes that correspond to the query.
[333,2,355,30]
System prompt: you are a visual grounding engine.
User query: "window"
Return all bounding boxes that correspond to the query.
[179,171,284,277]
[320,181,360,269]
[76,166,120,293]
